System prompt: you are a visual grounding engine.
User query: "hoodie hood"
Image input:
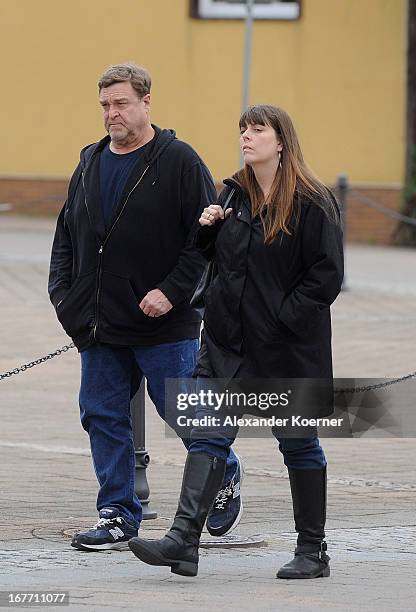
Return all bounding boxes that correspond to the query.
[79,124,176,172]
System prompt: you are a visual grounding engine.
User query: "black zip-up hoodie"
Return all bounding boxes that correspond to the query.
[48,125,216,351]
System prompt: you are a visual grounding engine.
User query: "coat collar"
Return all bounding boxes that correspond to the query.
[223,178,252,225]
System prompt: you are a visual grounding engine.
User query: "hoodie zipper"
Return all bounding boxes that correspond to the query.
[87,165,150,341]
[81,171,95,233]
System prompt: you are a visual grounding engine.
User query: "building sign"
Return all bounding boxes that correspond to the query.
[192,0,300,20]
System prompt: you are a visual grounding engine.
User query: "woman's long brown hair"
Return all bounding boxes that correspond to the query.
[233,105,340,243]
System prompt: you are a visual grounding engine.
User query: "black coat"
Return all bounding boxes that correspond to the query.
[48,126,217,351]
[194,180,344,390]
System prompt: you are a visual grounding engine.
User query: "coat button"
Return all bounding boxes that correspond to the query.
[237,211,242,217]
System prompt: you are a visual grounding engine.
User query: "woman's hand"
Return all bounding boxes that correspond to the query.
[199,204,233,226]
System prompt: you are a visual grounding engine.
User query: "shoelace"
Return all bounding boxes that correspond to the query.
[93,517,123,529]
[214,483,233,510]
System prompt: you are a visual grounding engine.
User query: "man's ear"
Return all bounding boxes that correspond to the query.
[142,93,151,109]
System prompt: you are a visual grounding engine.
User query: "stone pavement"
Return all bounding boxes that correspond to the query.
[0,215,415,611]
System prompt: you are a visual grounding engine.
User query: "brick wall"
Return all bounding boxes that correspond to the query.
[0,177,69,216]
[342,186,402,245]
[0,177,403,244]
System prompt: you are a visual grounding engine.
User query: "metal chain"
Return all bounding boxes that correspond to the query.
[334,371,416,394]
[0,343,75,381]
[1,342,415,395]
[349,189,416,226]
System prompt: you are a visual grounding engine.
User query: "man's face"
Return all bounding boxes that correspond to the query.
[99,81,150,145]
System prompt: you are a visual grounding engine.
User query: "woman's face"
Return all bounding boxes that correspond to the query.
[240,122,283,166]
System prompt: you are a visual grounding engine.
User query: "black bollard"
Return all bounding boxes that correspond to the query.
[336,174,349,291]
[130,378,157,519]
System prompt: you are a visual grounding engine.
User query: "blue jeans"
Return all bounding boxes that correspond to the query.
[79,341,238,528]
[189,377,326,470]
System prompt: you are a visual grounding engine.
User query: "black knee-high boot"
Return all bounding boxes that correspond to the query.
[277,466,330,579]
[129,452,226,577]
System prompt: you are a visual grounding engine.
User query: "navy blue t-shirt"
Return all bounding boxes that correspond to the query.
[100,141,152,228]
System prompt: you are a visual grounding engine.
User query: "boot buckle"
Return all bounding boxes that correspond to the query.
[319,541,330,564]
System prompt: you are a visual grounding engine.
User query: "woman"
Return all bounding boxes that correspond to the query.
[129,105,344,579]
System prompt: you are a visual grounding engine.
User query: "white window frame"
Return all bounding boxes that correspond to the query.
[197,0,300,20]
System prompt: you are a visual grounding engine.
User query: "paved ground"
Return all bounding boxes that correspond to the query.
[0,215,415,611]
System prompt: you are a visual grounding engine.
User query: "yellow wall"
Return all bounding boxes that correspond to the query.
[0,0,406,185]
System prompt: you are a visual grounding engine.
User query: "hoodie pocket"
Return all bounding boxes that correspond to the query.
[56,271,95,337]
[99,270,159,333]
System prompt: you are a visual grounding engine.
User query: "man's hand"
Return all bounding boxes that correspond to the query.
[139,289,173,318]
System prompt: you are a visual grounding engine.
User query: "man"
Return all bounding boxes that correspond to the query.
[48,63,242,551]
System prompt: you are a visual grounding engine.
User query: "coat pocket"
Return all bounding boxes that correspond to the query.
[203,285,233,351]
[56,271,95,337]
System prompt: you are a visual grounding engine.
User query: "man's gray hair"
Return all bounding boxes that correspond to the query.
[98,63,151,99]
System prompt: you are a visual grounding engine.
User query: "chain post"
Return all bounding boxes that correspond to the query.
[336,174,349,291]
[131,378,157,520]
